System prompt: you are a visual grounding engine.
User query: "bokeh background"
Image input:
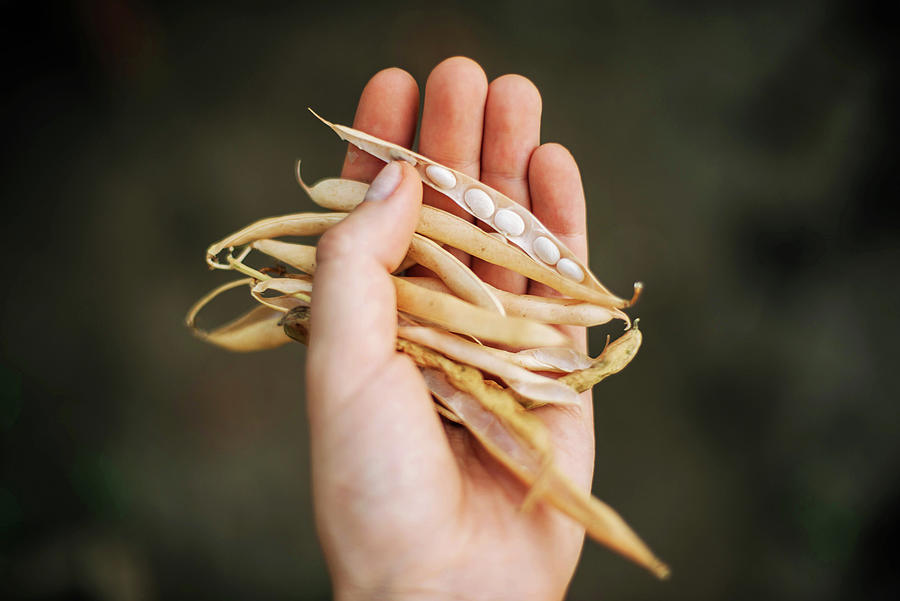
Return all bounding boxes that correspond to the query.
[2,1,898,599]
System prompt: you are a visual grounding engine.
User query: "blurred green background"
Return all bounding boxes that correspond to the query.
[2,1,898,599]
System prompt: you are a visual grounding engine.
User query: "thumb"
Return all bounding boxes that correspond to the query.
[307,160,423,408]
[305,161,461,574]
[317,160,423,274]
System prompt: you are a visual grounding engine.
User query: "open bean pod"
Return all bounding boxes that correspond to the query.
[311,110,633,304]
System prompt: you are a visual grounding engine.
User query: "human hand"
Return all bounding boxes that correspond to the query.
[306,57,594,601]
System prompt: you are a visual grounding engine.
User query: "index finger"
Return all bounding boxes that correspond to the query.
[341,68,420,183]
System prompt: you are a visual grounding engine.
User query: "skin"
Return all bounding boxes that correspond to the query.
[307,57,594,601]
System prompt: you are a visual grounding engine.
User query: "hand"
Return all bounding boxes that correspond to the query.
[306,57,594,601]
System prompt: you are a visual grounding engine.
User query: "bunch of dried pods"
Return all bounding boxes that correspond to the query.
[186,113,670,579]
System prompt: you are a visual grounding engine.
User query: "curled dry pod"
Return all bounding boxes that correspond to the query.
[185,278,292,352]
[252,239,570,349]
[423,369,670,580]
[398,326,579,406]
[201,306,291,351]
[311,111,637,306]
[559,324,643,394]
[297,169,637,308]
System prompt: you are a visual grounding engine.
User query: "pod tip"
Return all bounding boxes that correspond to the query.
[651,559,671,580]
[295,159,312,195]
[626,282,644,307]
[307,107,331,126]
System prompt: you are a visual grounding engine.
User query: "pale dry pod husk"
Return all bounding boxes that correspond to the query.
[186,113,667,579]
[310,111,634,305]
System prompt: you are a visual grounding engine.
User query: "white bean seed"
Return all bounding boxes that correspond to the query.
[425,165,457,189]
[533,236,561,264]
[464,188,495,219]
[494,209,526,237]
[556,258,584,282]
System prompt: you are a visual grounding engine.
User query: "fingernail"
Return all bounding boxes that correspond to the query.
[364,161,403,202]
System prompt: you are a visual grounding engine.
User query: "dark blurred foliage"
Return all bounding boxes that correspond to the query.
[1,0,898,599]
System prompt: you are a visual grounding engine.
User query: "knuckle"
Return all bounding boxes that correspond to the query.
[315,225,361,264]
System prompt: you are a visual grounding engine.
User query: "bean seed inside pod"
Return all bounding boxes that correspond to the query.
[425,165,457,189]
[533,236,561,264]
[494,209,526,237]
[464,188,495,220]
[556,258,584,282]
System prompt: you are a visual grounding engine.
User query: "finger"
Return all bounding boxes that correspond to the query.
[307,162,460,555]
[526,143,589,349]
[309,162,422,380]
[407,56,487,274]
[526,144,594,489]
[472,74,542,293]
[341,68,419,183]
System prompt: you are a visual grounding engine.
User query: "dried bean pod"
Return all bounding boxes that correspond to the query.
[206,212,346,267]
[185,278,292,352]
[423,369,669,579]
[311,110,632,303]
[402,276,628,327]
[408,234,504,314]
[559,324,643,394]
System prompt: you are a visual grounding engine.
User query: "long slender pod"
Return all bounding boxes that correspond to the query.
[299,169,639,308]
[310,111,629,302]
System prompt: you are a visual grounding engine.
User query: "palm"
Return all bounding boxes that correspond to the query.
[309,57,595,601]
